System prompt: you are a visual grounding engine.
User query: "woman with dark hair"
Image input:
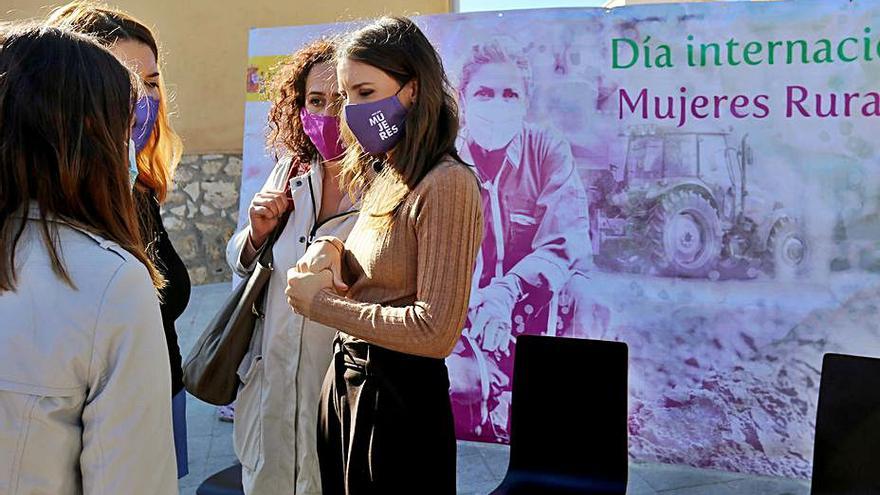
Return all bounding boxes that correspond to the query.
[226,38,358,494]
[0,25,177,493]
[286,16,483,494]
[45,1,191,478]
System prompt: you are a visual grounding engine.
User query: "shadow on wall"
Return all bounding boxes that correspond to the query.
[162,153,242,285]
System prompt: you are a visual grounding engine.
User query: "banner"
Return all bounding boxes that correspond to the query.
[241,0,880,478]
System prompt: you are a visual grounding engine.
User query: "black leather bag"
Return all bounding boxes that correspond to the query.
[181,237,279,405]
[183,181,293,405]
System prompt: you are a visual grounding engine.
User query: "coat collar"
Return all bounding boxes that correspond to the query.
[456,129,525,174]
[287,158,356,215]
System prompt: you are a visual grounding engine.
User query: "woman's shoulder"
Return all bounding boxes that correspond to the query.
[405,157,482,224]
[66,229,158,335]
[417,156,480,193]
[49,223,154,296]
[13,220,155,327]
[77,225,141,259]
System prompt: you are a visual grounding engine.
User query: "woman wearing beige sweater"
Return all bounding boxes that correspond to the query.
[285,16,484,495]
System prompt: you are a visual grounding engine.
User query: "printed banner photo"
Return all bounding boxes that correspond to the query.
[241,0,880,478]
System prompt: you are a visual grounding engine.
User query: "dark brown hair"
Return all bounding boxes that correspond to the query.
[337,16,462,223]
[0,24,162,291]
[46,1,183,203]
[266,38,337,174]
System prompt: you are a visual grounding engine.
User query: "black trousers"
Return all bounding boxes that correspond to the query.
[317,335,457,495]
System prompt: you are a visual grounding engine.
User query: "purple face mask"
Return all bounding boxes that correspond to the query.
[133,95,160,153]
[344,91,408,154]
[299,107,346,161]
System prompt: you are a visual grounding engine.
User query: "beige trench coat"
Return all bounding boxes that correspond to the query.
[0,209,177,495]
[227,158,357,494]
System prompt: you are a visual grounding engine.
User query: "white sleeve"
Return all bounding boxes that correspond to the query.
[227,157,293,276]
[80,261,178,495]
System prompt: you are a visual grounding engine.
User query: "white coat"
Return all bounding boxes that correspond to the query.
[226,158,357,494]
[0,208,177,495]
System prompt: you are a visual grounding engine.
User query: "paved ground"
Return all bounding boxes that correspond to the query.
[176,283,812,494]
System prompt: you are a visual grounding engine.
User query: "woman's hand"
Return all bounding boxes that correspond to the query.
[286,269,334,316]
[295,239,348,294]
[248,190,289,248]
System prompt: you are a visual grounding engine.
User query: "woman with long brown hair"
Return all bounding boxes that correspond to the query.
[286,16,484,494]
[226,38,358,493]
[45,1,191,478]
[0,24,177,493]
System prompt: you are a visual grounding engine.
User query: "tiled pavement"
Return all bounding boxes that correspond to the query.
[177,283,811,495]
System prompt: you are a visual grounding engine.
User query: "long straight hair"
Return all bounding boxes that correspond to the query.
[0,25,162,291]
[46,1,183,204]
[337,16,462,224]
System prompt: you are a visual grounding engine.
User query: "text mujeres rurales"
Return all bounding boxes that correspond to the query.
[613,31,880,126]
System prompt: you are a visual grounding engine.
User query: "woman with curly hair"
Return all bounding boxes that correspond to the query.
[225,37,358,494]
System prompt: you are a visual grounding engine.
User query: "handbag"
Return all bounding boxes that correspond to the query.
[182,167,295,405]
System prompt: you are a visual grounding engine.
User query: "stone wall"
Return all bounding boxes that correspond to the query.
[162,153,242,285]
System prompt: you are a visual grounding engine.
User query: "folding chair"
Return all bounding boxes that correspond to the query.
[491,335,628,495]
[811,353,880,495]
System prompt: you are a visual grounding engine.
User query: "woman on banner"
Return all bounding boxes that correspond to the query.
[0,25,177,493]
[46,1,192,477]
[285,16,483,494]
[448,37,596,443]
[226,38,358,494]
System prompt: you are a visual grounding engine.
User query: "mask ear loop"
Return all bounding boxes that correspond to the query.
[128,138,139,190]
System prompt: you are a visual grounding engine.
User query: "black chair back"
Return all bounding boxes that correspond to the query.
[493,335,628,494]
[811,353,880,495]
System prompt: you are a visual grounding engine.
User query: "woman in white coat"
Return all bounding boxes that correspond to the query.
[226,38,358,494]
[0,26,177,494]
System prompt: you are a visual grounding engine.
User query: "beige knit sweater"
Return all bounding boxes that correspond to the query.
[307,160,484,359]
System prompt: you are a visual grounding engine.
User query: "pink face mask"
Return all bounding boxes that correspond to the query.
[299,107,346,161]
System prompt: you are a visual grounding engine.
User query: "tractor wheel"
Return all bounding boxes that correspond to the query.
[648,190,722,278]
[768,217,808,281]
